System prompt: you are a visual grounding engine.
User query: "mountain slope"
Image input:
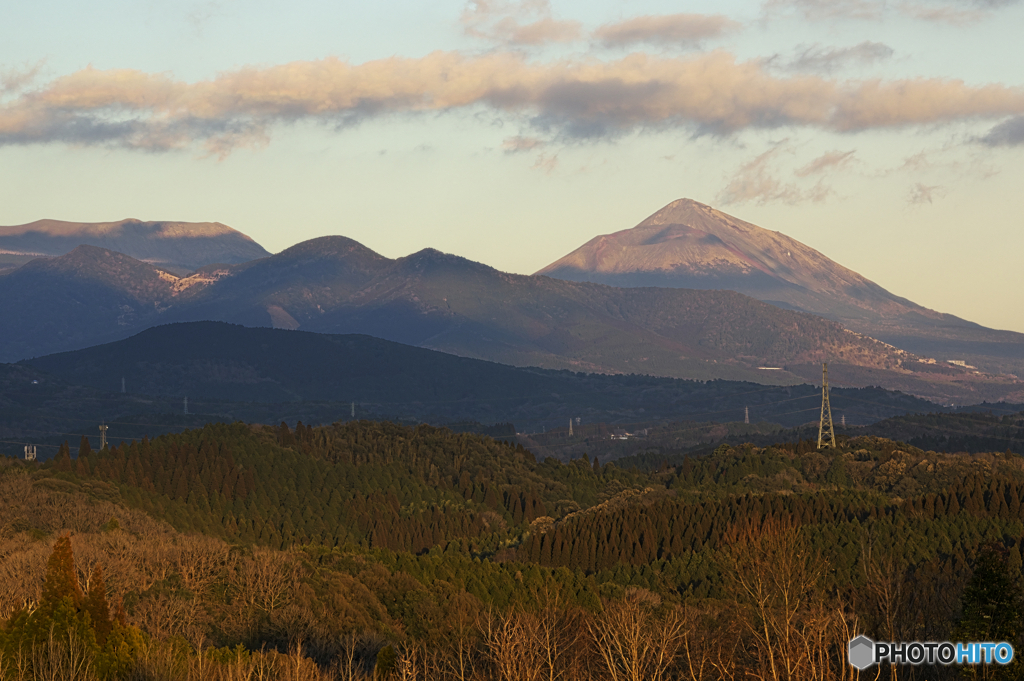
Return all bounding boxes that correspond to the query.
[537,199,1024,376]
[0,246,179,360]
[0,218,270,274]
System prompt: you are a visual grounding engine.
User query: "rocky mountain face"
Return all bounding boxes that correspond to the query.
[537,199,1024,378]
[0,218,270,274]
[2,237,1019,404]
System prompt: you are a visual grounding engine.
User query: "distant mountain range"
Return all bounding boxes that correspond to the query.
[2,202,1022,404]
[0,218,270,274]
[538,199,1024,378]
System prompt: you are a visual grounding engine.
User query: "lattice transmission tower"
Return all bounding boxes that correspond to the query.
[817,362,837,449]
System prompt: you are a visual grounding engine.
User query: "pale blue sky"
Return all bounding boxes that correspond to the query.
[2,0,1023,331]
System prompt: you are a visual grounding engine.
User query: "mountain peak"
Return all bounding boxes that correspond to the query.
[276,235,387,262]
[536,199,931,326]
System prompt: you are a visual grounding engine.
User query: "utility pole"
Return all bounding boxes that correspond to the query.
[99,424,108,450]
[121,377,125,393]
[569,418,573,437]
[184,396,189,415]
[818,362,836,449]
[841,414,846,427]
[744,406,749,424]
[351,402,355,418]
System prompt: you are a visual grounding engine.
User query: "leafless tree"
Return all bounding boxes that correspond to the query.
[724,523,848,681]
[587,590,687,681]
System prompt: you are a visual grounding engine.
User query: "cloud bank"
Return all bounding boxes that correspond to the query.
[2,51,1023,155]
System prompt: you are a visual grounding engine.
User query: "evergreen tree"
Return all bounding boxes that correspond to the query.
[78,435,93,459]
[955,544,1023,679]
[85,565,113,645]
[40,534,83,612]
[54,441,73,473]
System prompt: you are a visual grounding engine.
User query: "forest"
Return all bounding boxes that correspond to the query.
[3,418,1024,679]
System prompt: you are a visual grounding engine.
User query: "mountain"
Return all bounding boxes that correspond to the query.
[537,199,1024,377]
[4,236,1021,403]
[0,218,270,274]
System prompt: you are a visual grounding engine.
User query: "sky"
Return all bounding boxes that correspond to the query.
[2,0,1023,331]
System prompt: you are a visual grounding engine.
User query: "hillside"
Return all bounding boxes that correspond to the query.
[0,217,270,274]
[6,420,1024,678]
[538,198,1024,378]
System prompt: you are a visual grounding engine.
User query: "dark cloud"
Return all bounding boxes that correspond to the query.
[978,116,1024,146]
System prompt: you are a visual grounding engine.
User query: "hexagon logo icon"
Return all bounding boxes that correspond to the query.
[849,635,875,670]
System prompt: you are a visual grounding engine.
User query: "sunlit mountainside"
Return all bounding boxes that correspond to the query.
[538,199,1024,378]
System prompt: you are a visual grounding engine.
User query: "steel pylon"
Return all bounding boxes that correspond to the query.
[818,362,837,449]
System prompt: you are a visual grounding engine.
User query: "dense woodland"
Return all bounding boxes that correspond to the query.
[3,419,1024,679]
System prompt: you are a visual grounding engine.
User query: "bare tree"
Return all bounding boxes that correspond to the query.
[481,608,545,681]
[724,523,848,681]
[588,590,687,681]
[175,534,231,596]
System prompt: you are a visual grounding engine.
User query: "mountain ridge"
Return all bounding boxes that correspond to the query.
[0,217,271,274]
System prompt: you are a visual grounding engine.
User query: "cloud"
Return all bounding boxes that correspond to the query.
[593,14,740,48]
[900,3,984,23]
[2,52,1024,154]
[763,0,883,21]
[717,146,832,205]
[502,135,545,152]
[765,0,1019,22]
[776,42,894,74]
[908,182,948,204]
[1,61,45,94]
[532,152,558,172]
[462,0,581,45]
[978,115,1024,146]
[795,150,856,176]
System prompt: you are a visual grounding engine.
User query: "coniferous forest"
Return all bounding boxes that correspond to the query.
[4,419,1024,679]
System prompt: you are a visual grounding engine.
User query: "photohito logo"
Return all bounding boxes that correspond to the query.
[848,636,1014,669]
